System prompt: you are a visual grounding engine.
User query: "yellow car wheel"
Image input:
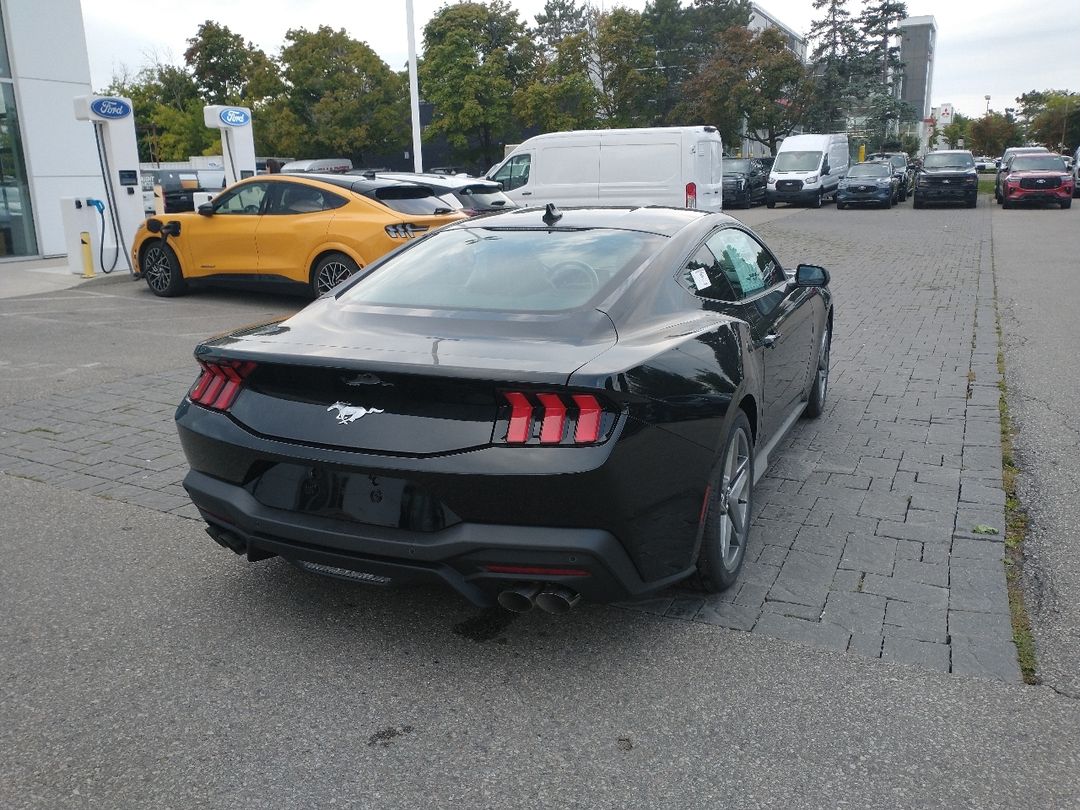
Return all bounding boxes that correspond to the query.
[311,252,360,297]
[142,241,187,298]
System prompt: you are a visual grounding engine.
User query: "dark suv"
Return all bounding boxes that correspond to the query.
[866,152,912,201]
[913,150,978,208]
[721,158,767,208]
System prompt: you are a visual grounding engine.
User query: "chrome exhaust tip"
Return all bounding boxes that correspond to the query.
[535,585,581,615]
[497,582,542,613]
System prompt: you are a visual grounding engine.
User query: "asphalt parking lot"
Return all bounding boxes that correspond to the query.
[2,199,1079,806]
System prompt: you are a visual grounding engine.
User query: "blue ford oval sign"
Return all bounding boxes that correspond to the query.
[90,97,131,119]
[219,108,251,127]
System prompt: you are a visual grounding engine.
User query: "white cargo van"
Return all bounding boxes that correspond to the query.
[486,126,724,211]
[767,133,849,208]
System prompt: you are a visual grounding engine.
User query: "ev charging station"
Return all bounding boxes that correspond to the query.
[203,105,256,187]
[67,95,144,276]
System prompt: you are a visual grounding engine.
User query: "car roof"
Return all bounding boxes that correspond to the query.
[372,172,501,192]
[273,173,437,195]
[441,205,718,236]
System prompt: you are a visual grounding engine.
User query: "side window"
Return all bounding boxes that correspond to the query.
[678,244,737,301]
[705,228,784,299]
[214,182,268,215]
[493,154,531,191]
[268,182,345,215]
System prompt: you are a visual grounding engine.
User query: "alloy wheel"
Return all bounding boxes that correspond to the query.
[315,260,354,296]
[715,427,751,569]
[143,245,172,293]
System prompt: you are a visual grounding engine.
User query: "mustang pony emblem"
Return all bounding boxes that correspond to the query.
[327,401,384,424]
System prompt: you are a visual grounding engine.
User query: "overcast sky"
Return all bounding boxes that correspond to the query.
[80,0,1077,120]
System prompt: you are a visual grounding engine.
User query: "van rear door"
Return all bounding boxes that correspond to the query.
[598,132,682,207]
[695,138,724,211]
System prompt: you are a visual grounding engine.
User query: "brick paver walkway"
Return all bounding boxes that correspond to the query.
[0,204,1019,681]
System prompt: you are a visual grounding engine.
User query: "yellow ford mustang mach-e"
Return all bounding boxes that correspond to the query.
[132,174,466,298]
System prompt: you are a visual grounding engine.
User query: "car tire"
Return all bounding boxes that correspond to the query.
[1002,198,1013,209]
[766,200,776,209]
[141,240,187,298]
[836,202,846,210]
[804,322,831,419]
[913,197,924,209]
[884,196,893,209]
[1062,199,1072,209]
[694,411,754,593]
[311,252,361,297]
[811,192,822,209]
[966,196,977,209]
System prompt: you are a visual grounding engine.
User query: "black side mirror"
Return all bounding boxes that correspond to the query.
[145,217,162,234]
[198,202,214,216]
[795,264,830,287]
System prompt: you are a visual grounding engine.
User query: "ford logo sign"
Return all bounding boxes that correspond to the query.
[219,108,251,127]
[90,97,131,119]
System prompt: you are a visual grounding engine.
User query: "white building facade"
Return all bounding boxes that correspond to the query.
[1,0,103,261]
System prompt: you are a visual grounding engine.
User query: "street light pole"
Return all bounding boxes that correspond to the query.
[406,0,423,173]
[984,95,991,115]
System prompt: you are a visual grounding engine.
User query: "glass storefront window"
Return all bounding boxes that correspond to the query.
[0,83,37,256]
[0,7,9,78]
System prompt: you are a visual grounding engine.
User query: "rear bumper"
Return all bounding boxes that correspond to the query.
[175,401,711,606]
[184,468,686,607]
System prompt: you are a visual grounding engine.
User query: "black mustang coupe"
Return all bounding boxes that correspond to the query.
[176,205,834,614]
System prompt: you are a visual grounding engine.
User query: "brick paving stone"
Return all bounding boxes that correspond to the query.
[752,613,850,652]
[761,600,821,621]
[863,574,949,609]
[951,537,1005,560]
[893,560,949,588]
[695,599,759,631]
[881,636,950,672]
[884,600,948,643]
[950,636,1022,682]
[840,535,897,576]
[664,595,705,620]
[791,525,846,558]
[822,591,886,635]
[950,561,1010,614]
[830,569,863,593]
[948,609,1013,640]
[875,520,951,545]
[767,550,836,607]
[848,633,884,659]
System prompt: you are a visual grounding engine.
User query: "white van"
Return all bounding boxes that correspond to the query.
[487,126,724,211]
[280,158,353,174]
[767,133,850,208]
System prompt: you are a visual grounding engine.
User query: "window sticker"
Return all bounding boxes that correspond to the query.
[691,268,712,290]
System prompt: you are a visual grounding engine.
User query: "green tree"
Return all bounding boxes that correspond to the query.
[588,6,665,126]
[679,27,810,155]
[806,0,859,132]
[534,0,587,54]
[640,0,695,123]
[968,113,1024,156]
[1018,90,1080,152]
[420,1,534,166]
[940,112,971,149]
[519,29,600,132]
[183,21,282,108]
[269,26,408,162]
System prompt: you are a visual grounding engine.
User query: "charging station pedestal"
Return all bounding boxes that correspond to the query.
[73,95,144,276]
[60,197,102,276]
[204,106,256,187]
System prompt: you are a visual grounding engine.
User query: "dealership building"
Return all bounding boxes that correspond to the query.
[0,0,104,264]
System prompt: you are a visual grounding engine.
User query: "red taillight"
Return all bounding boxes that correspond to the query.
[189,359,257,411]
[499,391,610,445]
[686,181,697,209]
[483,564,590,577]
[504,391,532,443]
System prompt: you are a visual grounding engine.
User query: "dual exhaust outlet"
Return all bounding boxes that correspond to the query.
[497,582,581,614]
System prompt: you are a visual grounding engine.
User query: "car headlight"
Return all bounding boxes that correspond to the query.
[1062,175,1072,183]
[737,178,745,188]
[804,175,818,185]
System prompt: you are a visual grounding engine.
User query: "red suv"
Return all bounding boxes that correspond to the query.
[1001,154,1073,209]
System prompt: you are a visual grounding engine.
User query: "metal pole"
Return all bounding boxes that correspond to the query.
[406,0,423,173]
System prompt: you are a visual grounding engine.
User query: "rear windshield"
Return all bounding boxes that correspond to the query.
[454,186,514,210]
[1010,155,1066,172]
[922,153,975,169]
[339,227,667,312]
[773,151,821,172]
[848,164,890,178]
[366,186,455,215]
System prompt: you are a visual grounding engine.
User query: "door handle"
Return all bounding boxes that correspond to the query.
[763,333,782,348]
[520,191,532,196]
